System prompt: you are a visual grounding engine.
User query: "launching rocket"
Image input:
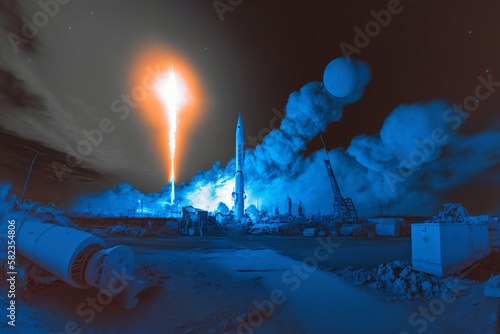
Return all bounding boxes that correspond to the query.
[233,112,245,221]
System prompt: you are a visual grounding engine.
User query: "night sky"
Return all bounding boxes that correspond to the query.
[1,0,499,212]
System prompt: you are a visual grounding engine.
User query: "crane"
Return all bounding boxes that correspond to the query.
[320,133,358,224]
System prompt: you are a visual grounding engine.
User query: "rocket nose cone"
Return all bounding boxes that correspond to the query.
[237,113,242,128]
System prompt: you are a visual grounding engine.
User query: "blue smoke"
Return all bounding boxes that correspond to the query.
[67,61,500,218]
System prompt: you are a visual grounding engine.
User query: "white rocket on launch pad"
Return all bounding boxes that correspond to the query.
[233,113,245,221]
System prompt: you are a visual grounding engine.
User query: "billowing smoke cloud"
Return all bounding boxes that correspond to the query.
[343,100,500,216]
[70,61,500,218]
[216,202,230,215]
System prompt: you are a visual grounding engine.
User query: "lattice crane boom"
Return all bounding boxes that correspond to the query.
[320,134,358,223]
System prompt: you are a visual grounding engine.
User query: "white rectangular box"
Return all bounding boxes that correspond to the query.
[375,223,400,236]
[411,223,489,277]
[369,218,403,236]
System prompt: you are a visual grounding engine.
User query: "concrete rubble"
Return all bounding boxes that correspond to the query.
[104,220,179,237]
[106,223,146,237]
[334,260,475,301]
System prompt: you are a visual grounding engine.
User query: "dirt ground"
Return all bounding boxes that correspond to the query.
[5,234,500,334]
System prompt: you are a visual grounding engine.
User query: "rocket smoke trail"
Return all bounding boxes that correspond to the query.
[156,66,180,204]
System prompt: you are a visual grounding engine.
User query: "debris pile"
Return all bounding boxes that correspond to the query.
[334,261,475,300]
[106,223,146,237]
[105,221,178,237]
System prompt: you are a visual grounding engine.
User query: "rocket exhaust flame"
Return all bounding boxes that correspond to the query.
[128,43,205,209]
[156,66,180,204]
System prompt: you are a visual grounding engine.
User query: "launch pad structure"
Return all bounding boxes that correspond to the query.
[320,134,358,224]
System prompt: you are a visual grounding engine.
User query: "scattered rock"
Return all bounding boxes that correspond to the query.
[334,260,474,300]
[134,264,168,289]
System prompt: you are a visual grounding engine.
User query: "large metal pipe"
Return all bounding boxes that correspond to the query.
[17,219,105,288]
[16,219,135,296]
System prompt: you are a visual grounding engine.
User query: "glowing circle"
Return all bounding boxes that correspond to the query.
[323,57,358,98]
